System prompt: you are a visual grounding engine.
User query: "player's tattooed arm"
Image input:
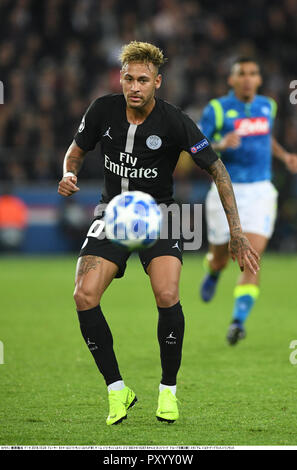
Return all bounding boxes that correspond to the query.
[63,141,86,176]
[207,159,260,274]
[207,160,241,235]
[58,141,85,197]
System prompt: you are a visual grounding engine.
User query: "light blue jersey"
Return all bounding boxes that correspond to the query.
[199,90,277,183]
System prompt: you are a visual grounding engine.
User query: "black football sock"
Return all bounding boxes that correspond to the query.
[77,305,122,386]
[157,301,185,386]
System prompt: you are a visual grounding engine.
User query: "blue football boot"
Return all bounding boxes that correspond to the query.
[200,273,220,302]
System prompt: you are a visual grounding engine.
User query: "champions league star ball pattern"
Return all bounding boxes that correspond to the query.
[104,191,162,250]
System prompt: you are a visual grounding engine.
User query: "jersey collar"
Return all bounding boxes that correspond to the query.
[228,89,257,105]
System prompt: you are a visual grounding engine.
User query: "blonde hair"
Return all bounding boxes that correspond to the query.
[119,41,166,71]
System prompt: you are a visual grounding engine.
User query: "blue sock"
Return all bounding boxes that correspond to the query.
[232,295,255,324]
[232,285,260,325]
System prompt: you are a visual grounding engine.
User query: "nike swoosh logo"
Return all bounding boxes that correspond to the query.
[108,414,117,419]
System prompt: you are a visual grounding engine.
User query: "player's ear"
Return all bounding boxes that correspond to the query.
[155,74,162,90]
[257,74,263,88]
[227,74,234,88]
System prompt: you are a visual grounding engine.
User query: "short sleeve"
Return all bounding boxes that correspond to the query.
[268,97,277,120]
[74,98,106,151]
[173,109,219,170]
[198,103,216,140]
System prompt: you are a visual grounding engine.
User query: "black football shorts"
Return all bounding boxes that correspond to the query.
[78,213,183,278]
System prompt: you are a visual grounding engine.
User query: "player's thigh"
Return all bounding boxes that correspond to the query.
[243,233,269,256]
[74,255,119,308]
[147,256,182,307]
[236,181,278,239]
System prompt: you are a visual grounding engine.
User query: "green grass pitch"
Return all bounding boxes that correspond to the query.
[0,253,296,446]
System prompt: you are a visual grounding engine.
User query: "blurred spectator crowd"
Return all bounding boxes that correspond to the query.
[0,0,296,248]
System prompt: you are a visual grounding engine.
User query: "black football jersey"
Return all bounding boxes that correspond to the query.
[74,94,218,204]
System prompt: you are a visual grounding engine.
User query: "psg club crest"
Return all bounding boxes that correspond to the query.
[146,135,162,150]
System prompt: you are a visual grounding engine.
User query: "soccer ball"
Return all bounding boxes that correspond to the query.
[104,191,162,250]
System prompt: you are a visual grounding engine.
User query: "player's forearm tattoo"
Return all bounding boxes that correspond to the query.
[207,159,242,237]
[77,256,101,277]
[208,161,253,257]
[65,154,84,175]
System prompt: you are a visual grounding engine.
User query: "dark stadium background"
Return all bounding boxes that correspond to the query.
[0,0,296,254]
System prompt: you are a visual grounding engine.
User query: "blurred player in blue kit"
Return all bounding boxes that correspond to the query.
[199,57,297,345]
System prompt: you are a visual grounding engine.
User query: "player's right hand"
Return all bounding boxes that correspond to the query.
[229,233,260,275]
[220,132,241,150]
[58,175,80,197]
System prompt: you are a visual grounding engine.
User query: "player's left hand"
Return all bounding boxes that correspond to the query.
[284,153,297,174]
[229,233,260,275]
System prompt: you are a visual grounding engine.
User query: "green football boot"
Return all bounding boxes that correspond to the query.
[106,386,137,425]
[156,388,179,423]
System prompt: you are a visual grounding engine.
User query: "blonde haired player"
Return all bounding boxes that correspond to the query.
[58,43,259,425]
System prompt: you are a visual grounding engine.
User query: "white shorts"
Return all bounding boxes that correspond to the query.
[206,180,278,245]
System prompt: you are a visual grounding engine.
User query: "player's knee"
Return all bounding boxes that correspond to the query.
[73,285,100,311]
[155,289,179,308]
[211,255,229,271]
